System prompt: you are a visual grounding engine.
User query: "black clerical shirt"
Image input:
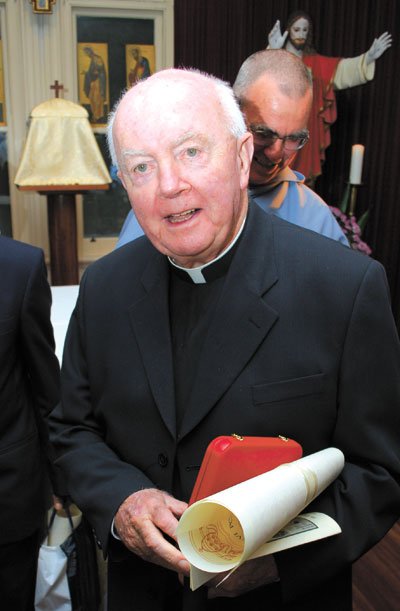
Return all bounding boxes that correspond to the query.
[168,235,242,432]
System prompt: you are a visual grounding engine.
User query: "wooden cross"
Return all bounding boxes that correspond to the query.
[50,80,64,98]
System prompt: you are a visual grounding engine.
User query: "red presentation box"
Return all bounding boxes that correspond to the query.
[189,434,303,505]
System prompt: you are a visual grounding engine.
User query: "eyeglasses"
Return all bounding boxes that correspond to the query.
[249,127,309,151]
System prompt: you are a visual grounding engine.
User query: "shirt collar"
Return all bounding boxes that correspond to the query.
[249,166,304,198]
[168,216,246,284]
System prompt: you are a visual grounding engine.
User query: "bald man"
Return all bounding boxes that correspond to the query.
[233,49,347,246]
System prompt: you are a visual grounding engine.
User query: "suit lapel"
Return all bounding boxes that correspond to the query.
[179,203,279,438]
[127,251,176,439]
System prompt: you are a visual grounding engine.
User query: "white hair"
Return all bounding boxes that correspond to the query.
[106,69,246,170]
[106,90,125,169]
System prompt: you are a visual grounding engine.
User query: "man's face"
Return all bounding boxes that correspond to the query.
[289,17,309,51]
[243,75,311,185]
[115,74,253,268]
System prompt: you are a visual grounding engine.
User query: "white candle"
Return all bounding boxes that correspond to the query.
[349,144,365,185]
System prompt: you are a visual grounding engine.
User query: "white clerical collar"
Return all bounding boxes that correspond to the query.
[168,216,247,284]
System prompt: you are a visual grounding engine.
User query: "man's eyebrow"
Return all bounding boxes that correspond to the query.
[121,132,209,162]
[122,149,150,160]
[251,124,309,138]
[289,129,309,139]
[173,131,209,148]
[251,124,278,136]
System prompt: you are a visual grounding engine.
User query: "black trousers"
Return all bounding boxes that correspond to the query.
[0,529,42,611]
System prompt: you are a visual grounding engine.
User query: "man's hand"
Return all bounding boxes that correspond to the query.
[207,555,279,598]
[53,495,65,511]
[366,32,392,64]
[114,488,190,576]
[267,20,288,50]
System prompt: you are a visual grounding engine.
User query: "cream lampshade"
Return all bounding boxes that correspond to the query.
[15,96,111,285]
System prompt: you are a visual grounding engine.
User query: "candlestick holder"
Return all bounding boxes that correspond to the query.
[348,183,363,216]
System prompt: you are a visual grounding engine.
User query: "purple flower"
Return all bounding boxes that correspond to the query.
[329,206,371,256]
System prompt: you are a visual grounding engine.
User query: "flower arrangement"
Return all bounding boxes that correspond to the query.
[329,185,371,255]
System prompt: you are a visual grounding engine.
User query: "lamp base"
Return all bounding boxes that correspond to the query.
[46,193,79,285]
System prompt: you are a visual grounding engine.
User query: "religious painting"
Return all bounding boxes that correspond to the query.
[125,44,155,88]
[76,16,154,128]
[0,40,6,126]
[77,43,109,126]
[76,15,155,240]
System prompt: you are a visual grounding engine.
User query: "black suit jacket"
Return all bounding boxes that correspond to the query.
[50,202,400,609]
[0,236,60,544]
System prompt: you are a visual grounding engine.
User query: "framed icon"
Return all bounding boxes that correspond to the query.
[78,43,109,126]
[126,44,155,88]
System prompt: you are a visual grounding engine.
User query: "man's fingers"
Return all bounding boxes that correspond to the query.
[53,495,64,511]
[134,516,189,572]
[151,499,183,540]
[165,495,188,518]
[114,488,190,574]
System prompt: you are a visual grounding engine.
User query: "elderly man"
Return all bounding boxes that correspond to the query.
[116,51,347,249]
[50,69,400,610]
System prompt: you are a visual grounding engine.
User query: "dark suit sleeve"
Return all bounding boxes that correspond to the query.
[275,259,400,603]
[49,270,155,553]
[20,250,60,416]
[20,249,61,491]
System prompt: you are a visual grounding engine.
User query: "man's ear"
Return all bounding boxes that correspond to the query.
[238,131,254,190]
[117,170,128,191]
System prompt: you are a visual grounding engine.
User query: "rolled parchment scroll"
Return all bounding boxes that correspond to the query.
[175,447,344,589]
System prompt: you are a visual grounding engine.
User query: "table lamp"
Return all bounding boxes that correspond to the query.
[15,83,111,284]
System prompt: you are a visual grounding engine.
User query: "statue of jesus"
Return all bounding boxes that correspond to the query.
[267,10,392,184]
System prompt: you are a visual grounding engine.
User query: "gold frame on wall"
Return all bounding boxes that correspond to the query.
[29,0,56,14]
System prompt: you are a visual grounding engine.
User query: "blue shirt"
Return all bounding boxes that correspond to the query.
[249,168,348,247]
[117,208,144,248]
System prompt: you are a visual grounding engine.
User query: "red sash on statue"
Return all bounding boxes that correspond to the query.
[290,54,341,183]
